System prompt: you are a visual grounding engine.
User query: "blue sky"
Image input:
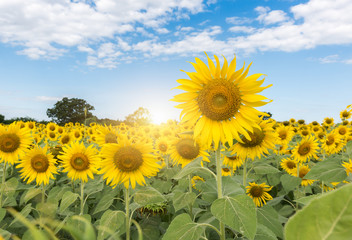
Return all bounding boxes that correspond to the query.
[0,0,351,124]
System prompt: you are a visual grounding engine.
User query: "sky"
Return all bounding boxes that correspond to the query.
[0,0,351,124]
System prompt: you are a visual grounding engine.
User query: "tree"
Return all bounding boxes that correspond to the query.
[47,97,95,125]
[0,114,4,123]
[124,107,151,126]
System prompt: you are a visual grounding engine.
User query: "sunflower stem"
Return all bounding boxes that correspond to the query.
[0,162,7,208]
[188,174,193,219]
[80,181,85,215]
[131,219,143,240]
[243,158,247,186]
[125,187,131,240]
[41,184,45,204]
[215,145,225,240]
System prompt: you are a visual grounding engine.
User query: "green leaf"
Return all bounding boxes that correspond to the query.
[211,195,257,240]
[47,186,71,203]
[0,208,6,223]
[173,192,197,212]
[64,215,96,240]
[36,202,58,218]
[294,194,320,206]
[253,163,280,174]
[346,140,352,158]
[134,187,166,206]
[97,210,125,240]
[254,224,277,240]
[285,183,352,240]
[280,174,301,193]
[10,203,32,226]
[172,157,204,180]
[257,206,283,239]
[162,213,205,240]
[93,191,115,215]
[3,177,18,197]
[21,188,42,205]
[200,177,244,203]
[305,159,347,182]
[59,191,79,213]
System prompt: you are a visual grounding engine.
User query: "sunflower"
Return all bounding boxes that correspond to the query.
[171,53,272,149]
[336,125,349,138]
[221,167,232,176]
[280,158,297,175]
[289,118,296,125]
[323,117,334,128]
[169,135,209,168]
[340,109,351,120]
[155,137,171,155]
[59,132,73,146]
[95,125,118,145]
[291,164,315,186]
[291,135,319,162]
[16,146,57,185]
[222,153,244,170]
[246,182,273,207]
[72,128,83,141]
[297,119,305,125]
[0,123,33,165]
[231,120,278,160]
[322,131,343,155]
[191,175,205,190]
[275,125,294,147]
[99,135,161,189]
[46,131,58,142]
[46,122,58,132]
[342,160,352,175]
[25,121,36,132]
[59,141,100,182]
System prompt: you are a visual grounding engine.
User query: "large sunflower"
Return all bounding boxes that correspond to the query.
[171,53,272,149]
[17,146,57,185]
[0,123,33,165]
[291,135,319,162]
[59,141,100,182]
[231,120,278,160]
[322,131,344,155]
[169,134,209,168]
[99,135,161,189]
[95,125,119,145]
[246,182,273,207]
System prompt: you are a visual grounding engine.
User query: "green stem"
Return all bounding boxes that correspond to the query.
[131,219,143,240]
[80,181,85,215]
[188,174,193,218]
[0,162,7,208]
[215,145,225,240]
[125,187,131,240]
[243,158,247,186]
[42,184,45,204]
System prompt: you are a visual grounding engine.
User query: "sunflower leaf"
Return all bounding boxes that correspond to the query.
[253,163,280,174]
[173,191,197,212]
[211,195,257,240]
[59,191,79,213]
[162,213,206,240]
[172,157,204,180]
[21,188,42,205]
[134,187,166,206]
[346,140,352,158]
[304,158,347,182]
[285,183,352,240]
[254,224,277,240]
[97,210,125,240]
[257,206,284,239]
[280,174,301,193]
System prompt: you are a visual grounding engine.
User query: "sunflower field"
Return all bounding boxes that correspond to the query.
[1,53,352,240]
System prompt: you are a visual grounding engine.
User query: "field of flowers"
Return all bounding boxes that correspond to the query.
[0,54,352,240]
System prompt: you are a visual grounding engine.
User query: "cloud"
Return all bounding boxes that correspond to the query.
[228,26,255,33]
[36,96,62,102]
[255,6,289,25]
[318,54,339,63]
[226,16,253,25]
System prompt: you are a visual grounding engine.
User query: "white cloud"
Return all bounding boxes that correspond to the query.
[256,7,289,25]
[226,16,252,25]
[228,26,255,33]
[36,96,61,102]
[318,54,339,63]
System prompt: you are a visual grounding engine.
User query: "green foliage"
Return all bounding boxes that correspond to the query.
[124,107,151,126]
[305,158,347,182]
[285,183,352,240]
[46,97,95,124]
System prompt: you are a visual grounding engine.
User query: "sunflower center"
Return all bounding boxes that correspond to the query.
[158,143,168,152]
[49,132,56,139]
[114,146,143,172]
[31,154,49,173]
[249,186,264,198]
[325,119,332,124]
[339,128,347,135]
[176,138,200,160]
[105,133,118,143]
[286,161,296,169]
[342,111,349,118]
[0,134,20,153]
[61,135,70,144]
[228,155,239,161]
[301,130,309,136]
[298,143,311,156]
[240,128,265,148]
[74,132,81,138]
[326,136,335,145]
[197,79,241,121]
[278,130,287,140]
[49,125,56,131]
[70,153,90,171]
[299,168,309,178]
[222,168,230,172]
